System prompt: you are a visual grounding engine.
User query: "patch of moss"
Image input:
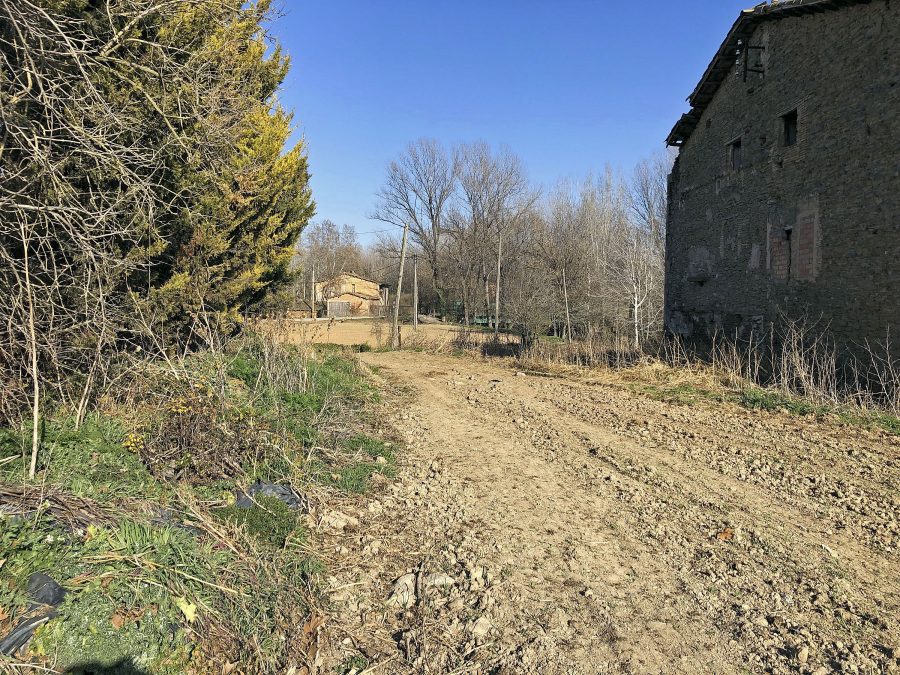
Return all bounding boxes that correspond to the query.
[213,495,301,548]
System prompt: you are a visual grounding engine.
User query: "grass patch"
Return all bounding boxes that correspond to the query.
[624,382,724,406]
[329,462,395,494]
[1,416,162,502]
[868,411,900,435]
[342,433,394,462]
[0,515,213,674]
[737,387,820,416]
[213,495,303,548]
[0,331,395,671]
[621,373,900,436]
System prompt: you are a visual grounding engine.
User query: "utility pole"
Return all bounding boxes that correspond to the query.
[311,267,316,318]
[562,267,572,342]
[413,254,419,331]
[391,223,409,349]
[493,233,502,340]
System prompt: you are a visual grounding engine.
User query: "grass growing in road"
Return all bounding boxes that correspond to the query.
[619,373,900,435]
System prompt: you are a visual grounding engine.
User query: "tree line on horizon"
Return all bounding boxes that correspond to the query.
[295,140,672,347]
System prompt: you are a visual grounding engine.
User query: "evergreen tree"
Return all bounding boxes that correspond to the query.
[140,0,316,334]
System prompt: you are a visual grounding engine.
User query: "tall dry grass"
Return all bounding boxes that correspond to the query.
[403,318,900,418]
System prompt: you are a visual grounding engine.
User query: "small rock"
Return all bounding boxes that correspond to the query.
[796,646,809,665]
[424,573,456,589]
[470,616,492,640]
[387,573,417,609]
[321,510,359,532]
[375,456,388,465]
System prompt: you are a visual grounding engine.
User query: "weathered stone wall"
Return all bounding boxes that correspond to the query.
[665,0,900,350]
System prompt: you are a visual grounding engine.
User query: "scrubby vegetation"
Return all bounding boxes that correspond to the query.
[404,321,900,436]
[0,331,393,673]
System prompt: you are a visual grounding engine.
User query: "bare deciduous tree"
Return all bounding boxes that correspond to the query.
[454,143,535,337]
[629,150,675,248]
[370,139,456,317]
[367,138,672,352]
[294,220,363,300]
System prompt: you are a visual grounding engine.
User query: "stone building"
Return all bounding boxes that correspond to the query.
[314,272,387,318]
[664,0,899,350]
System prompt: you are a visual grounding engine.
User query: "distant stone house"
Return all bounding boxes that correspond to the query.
[315,272,387,318]
[664,0,899,349]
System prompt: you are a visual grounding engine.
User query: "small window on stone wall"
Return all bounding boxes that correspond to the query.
[729,138,742,171]
[783,109,798,146]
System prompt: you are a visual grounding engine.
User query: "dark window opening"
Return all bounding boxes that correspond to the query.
[729,138,742,171]
[783,109,798,146]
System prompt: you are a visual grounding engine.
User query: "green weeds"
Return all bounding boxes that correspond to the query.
[624,379,900,435]
[0,514,207,673]
[214,495,303,548]
[0,334,393,672]
[1,416,162,502]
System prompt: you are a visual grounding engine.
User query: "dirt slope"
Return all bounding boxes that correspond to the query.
[316,350,900,675]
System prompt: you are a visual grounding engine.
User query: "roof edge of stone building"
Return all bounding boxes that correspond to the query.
[317,271,383,287]
[666,0,873,147]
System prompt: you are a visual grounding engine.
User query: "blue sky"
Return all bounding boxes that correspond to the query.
[273,1,750,242]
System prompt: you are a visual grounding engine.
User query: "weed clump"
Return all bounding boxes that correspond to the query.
[142,395,265,484]
[0,515,204,673]
[214,495,301,548]
[0,330,395,672]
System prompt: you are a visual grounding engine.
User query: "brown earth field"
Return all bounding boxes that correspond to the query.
[313,349,900,675]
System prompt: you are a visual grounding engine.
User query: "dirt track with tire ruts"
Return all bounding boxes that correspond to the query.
[317,350,900,674]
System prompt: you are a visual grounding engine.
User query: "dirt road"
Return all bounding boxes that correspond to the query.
[318,351,900,674]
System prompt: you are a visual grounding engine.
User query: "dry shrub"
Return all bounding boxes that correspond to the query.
[398,325,518,354]
[238,320,311,396]
[520,327,642,369]
[399,328,445,352]
[141,393,265,484]
[701,318,900,414]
